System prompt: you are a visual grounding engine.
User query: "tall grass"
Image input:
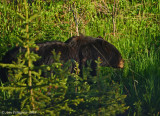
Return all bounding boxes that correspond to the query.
[0,0,160,115]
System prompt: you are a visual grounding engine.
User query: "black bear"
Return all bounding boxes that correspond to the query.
[65,35,124,76]
[0,35,124,83]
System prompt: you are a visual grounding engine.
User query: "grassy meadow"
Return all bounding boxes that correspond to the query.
[0,0,160,115]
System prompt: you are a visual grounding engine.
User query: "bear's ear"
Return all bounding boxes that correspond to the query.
[97,36,104,39]
[65,36,78,43]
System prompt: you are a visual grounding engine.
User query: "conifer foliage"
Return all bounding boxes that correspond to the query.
[0,0,128,115]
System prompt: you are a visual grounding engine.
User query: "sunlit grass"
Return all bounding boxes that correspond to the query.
[0,0,159,115]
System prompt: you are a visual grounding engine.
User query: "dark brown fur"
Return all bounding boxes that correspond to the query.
[65,35,124,72]
[0,35,124,82]
[0,41,73,82]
